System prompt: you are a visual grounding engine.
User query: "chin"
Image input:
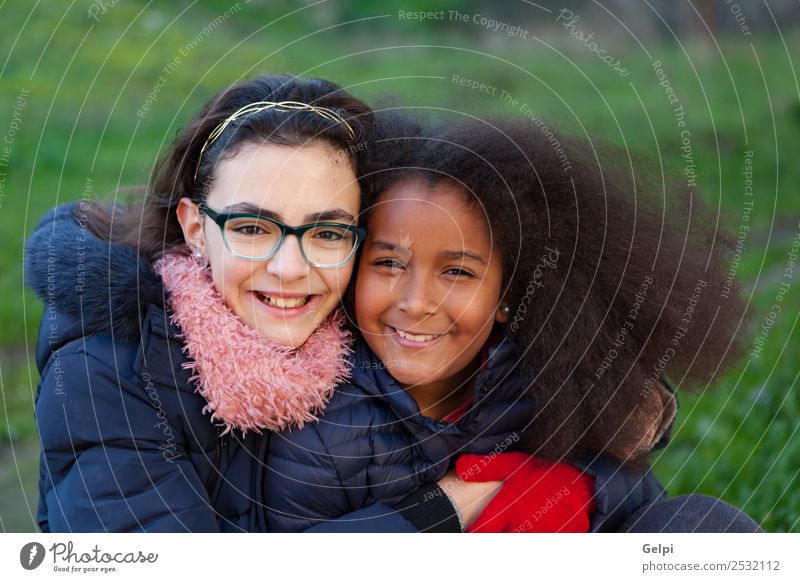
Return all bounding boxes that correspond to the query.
[247,320,311,348]
[268,330,313,349]
[387,368,438,387]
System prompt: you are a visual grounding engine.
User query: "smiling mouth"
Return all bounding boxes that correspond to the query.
[391,326,443,343]
[253,292,312,309]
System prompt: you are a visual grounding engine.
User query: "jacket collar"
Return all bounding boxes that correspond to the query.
[349,338,525,432]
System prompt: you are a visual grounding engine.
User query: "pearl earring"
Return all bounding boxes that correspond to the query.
[501,305,511,315]
[193,249,203,259]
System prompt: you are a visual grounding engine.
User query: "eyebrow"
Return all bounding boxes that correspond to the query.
[369,240,487,265]
[368,240,405,252]
[222,202,356,223]
[444,250,486,265]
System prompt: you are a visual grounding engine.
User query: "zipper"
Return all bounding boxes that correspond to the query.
[207,427,225,498]
[253,431,271,532]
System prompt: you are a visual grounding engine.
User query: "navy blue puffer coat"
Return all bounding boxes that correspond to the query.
[25,203,667,532]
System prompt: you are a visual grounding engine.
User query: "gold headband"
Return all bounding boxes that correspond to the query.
[194,100,357,181]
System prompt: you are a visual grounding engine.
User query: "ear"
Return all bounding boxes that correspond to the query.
[176,198,206,256]
[495,303,511,324]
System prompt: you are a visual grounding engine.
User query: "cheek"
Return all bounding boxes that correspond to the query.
[205,232,232,288]
[321,262,355,301]
[354,273,383,330]
[453,289,501,336]
[353,277,369,325]
[209,255,250,304]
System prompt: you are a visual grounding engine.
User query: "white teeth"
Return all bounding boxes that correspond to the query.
[257,294,310,308]
[396,329,440,342]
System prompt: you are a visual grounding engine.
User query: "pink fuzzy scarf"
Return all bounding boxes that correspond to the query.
[154,251,352,435]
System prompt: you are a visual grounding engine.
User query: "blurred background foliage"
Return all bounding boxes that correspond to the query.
[0,0,798,531]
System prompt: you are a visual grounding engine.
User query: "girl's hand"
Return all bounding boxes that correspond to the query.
[454,452,596,533]
[436,472,502,530]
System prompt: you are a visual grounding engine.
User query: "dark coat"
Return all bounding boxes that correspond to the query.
[25,203,666,532]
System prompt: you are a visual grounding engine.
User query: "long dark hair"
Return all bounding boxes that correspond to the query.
[369,117,749,465]
[83,74,374,261]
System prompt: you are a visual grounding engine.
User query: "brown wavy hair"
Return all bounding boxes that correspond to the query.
[83,74,374,260]
[365,117,749,465]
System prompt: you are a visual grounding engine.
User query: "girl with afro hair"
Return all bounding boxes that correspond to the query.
[352,113,760,532]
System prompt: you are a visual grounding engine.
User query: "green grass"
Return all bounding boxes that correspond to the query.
[0,0,798,531]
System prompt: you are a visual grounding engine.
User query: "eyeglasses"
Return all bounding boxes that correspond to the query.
[198,203,366,268]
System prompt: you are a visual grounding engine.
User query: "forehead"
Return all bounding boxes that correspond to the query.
[370,179,491,243]
[208,142,359,215]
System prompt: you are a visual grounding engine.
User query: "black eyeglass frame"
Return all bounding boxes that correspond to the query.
[198,202,366,268]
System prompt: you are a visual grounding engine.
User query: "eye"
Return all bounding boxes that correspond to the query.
[226,218,279,238]
[444,267,476,278]
[373,258,406,271]
[313,229,345,241]
[232,224,266,236]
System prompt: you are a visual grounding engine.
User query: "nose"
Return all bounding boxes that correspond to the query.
[265,234,311,282]
[396,270,439,317]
